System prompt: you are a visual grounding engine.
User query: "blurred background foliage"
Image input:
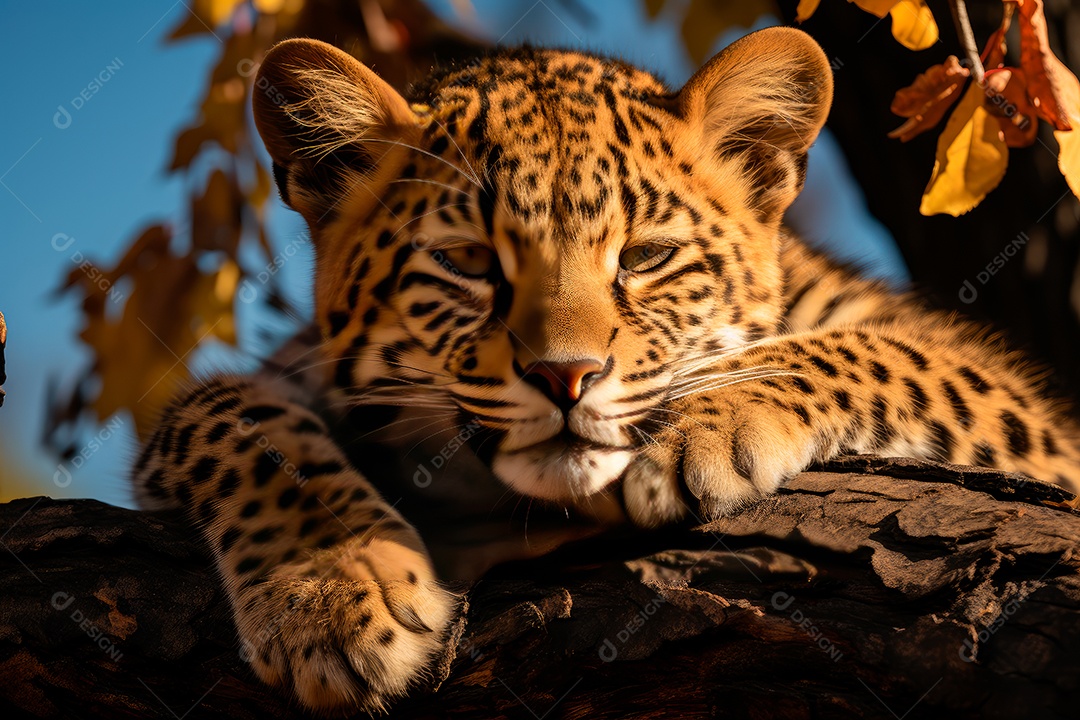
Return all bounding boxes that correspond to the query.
[2,0,1078,505]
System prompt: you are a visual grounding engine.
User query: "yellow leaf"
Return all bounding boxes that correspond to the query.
[889,0,937,51]
[1056,128,1080,199]
[850,0,900,18]
[1052,64,1080,198]
[796,0,821,22]
[680,0,777,65]
[920,83,1008,216]
[253,0,287,12]
[168,0,244,40]
[251,160,273,211]
[69,223,240,438]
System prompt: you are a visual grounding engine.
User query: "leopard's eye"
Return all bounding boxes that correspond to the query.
[619,243,675,272]
[440,245,496,278]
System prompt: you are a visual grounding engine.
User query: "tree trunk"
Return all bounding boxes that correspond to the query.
[2,458,1079,718]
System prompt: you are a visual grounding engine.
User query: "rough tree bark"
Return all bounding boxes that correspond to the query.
[2,458,1078,719]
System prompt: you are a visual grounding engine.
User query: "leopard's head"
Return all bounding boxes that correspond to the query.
[252,28,832,504]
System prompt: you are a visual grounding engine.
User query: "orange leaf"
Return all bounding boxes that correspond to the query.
[920,81,1009,216]
[1017,0,1073,130]
[984,68,1038,148]
[980,8,1011,71]
[889,56,968,142]
[795,0,821,23]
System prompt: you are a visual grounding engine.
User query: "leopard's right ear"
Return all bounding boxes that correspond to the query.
[253,39,420,225]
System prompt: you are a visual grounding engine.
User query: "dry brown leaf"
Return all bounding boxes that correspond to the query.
[889,56,969,142]
[1017,0,1073,131]
[191,169,243,255]
[920,81,1009,216]
[984,68,1039,148]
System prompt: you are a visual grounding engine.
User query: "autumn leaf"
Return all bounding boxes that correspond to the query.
[887,0,937,51]
[849,0,899,15]
[1017,0,1073,131]
[795,0,821,22]
[191,169,243,255]
[920,81,1008,216]
[889,55,969,142]
[168,0,246,40]
[798,1,937,51]
[984,68,1038,148]
[678,0,778,65]
[1047,62,1080,199]
[58,225,239,437]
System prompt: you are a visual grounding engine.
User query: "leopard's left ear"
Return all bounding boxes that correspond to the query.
[679,27,833,224]
[253,38,421,226]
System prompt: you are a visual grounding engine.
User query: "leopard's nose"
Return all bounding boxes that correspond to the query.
[520,358,607,410]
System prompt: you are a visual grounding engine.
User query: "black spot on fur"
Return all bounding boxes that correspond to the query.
[278,487,300,509]
[808,355,838,377]
[219,526,242,554]
[872,397,893,444]
[1000,411,1030,456]
[242,405,287,424]
[927,421,954,461]
[205,420,233,444]
[957,366,991,394]
[327,311,350,337]
[869,361,890,384]
[251,527,281,544]
[212,470,238,498]
[941,380,973,429]
[254,453,279,488]
[972,443,996,467]
[208,397,241,416]
[297,461,344,481]
[1042,429,1059,456]
[189,456,219,483]
[235,556,264,575]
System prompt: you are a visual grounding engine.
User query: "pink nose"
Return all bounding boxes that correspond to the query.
[522,359,605,406]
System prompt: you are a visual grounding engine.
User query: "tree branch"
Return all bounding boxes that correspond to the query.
[949,0,985,84]
[2,459,1079,717]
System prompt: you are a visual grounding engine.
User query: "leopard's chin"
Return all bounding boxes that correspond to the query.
[491,438,633,502]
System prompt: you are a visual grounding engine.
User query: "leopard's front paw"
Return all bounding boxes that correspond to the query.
[624,397,821,525]
[235,539,457,715]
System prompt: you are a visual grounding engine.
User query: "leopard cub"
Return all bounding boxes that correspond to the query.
[133,27,1080,713]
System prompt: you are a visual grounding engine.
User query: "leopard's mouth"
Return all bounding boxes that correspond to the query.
[490,431,635,502]
[514,428,633,456]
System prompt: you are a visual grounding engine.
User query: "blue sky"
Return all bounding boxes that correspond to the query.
[0,1,906,508]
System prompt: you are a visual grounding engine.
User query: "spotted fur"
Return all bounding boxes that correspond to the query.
[132,28,1080,713]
